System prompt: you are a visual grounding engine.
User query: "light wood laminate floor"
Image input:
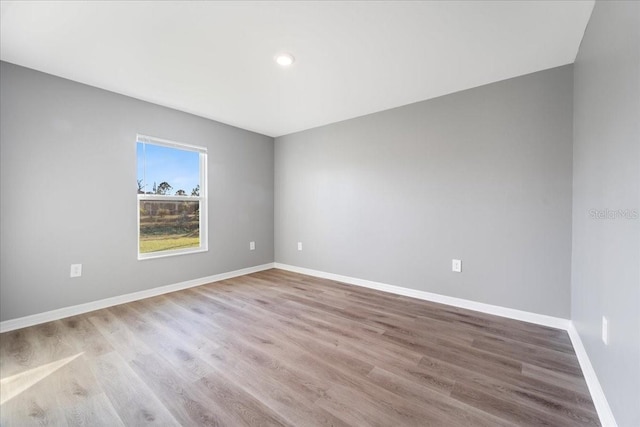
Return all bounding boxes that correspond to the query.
[0,269,599,426]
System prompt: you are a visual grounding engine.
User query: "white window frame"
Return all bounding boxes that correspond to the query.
[137,134,208,260]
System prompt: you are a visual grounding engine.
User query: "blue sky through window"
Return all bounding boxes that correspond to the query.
[137,142,200,195]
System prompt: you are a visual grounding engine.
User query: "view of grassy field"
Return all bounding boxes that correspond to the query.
[139,234,199,253]
[139,200,200,253]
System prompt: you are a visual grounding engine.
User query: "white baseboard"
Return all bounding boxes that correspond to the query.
[0,263,275,333]
[274,263,570,330]
[567,323,618,427]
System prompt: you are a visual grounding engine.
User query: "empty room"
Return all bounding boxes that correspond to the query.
[0,1,638,426]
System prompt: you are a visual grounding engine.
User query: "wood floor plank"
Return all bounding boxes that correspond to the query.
[2,352,124,427]
[1,269,600,426]
[417,353,597,410]
[521,362,590,393]
[206,288,422,376]
[0,328,41,379]
[129,351,238,427]
[204,351,347,427]
[60,391,124,427]
[366,366,513,427]
[141,294,333,406]
[89,351,181,426]
[1,366,70,426]
[472,334,583,376]
[86,309,155,362]
[0,322,78,380]
[57,315,114,359]
[454,376,600,426]
[196,372,290,427]
[451,379,571,426]
[315,382,409,427]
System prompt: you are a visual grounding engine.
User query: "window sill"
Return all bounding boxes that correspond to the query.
[138,247,208,261]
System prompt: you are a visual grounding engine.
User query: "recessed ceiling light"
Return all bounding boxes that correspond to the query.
[275,53,295,67]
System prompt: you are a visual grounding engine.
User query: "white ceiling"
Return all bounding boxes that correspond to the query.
[0,1,594,137]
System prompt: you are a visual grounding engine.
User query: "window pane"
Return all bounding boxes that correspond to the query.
[137,142,200,196]
[139,200,200,253]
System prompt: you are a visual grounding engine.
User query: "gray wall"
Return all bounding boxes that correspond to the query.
[275,65,574,318]
[572,1,640,426]
[0,61,274,322]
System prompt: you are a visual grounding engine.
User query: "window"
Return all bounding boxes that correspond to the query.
[136,134,207,259]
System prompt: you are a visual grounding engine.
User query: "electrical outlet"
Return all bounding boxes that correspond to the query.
[452,259,462,273]
[297,242,303,251]
[249,241,255,251]
[602,316,608,345]
[70,264,82,278]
